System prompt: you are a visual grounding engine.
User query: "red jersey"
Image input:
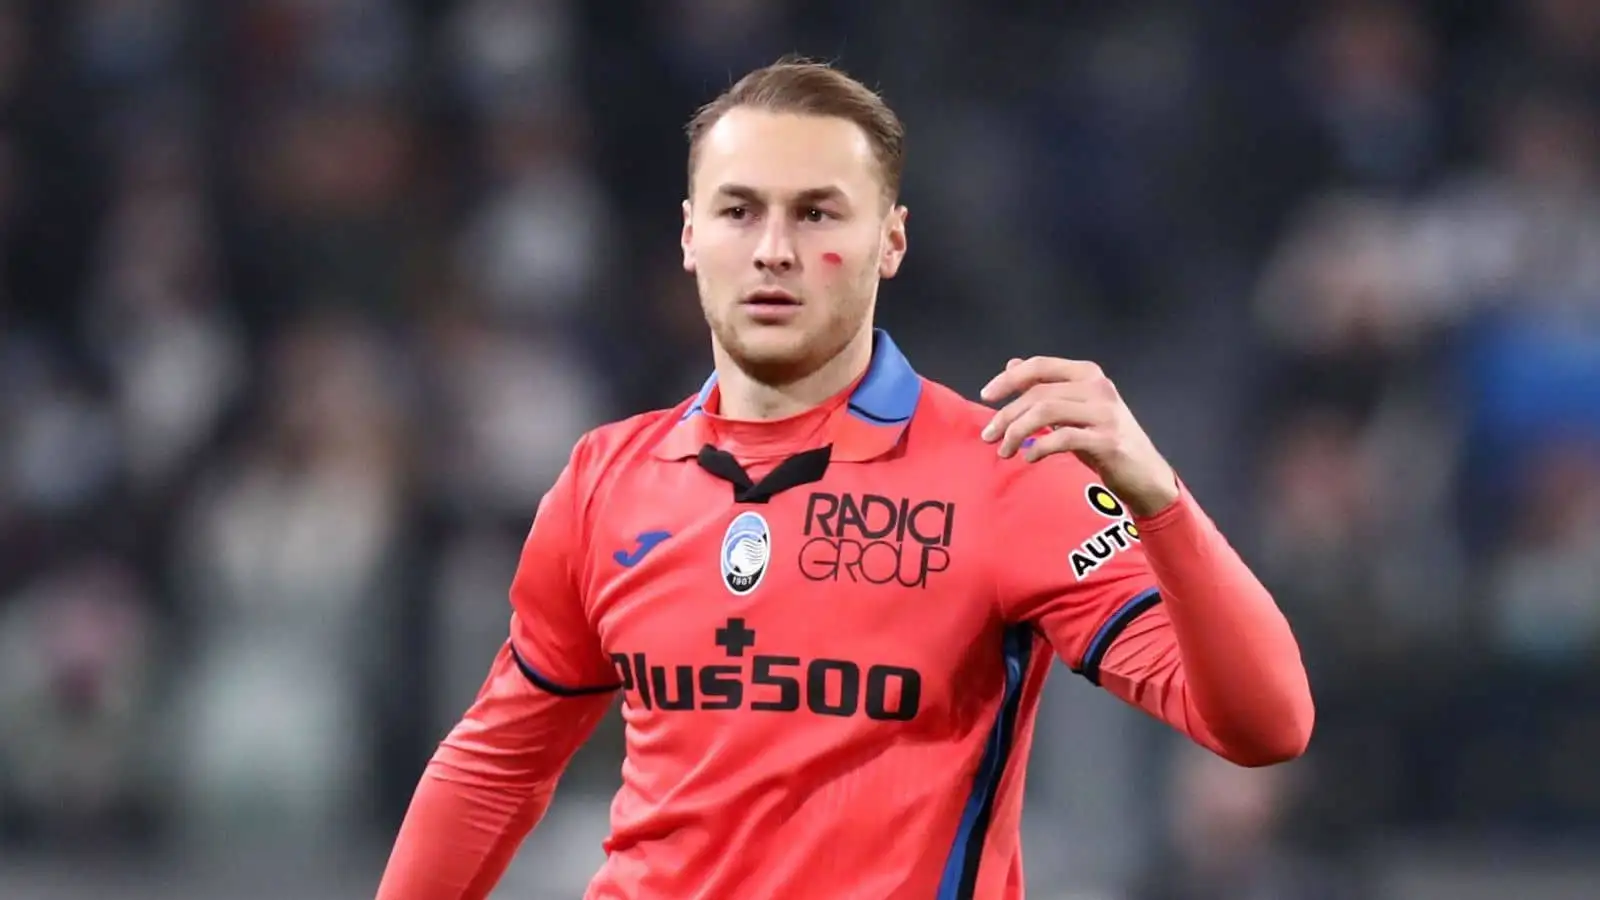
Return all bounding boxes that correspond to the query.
[376,329,1313,900]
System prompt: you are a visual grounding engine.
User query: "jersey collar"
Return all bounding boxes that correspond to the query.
[652,328,922,463]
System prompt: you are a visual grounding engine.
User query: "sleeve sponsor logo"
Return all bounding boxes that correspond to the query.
[1071,484,1140,580]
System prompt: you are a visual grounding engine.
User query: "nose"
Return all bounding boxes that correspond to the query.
[753,219,797,274]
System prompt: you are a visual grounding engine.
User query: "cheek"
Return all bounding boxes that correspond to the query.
[820,252,843,266]
[695,242,746,284]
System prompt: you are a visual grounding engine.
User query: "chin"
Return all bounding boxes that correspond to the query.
[723,326,827,382]
[731,341,815,382]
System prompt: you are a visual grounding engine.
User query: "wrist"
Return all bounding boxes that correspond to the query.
[1118,467,1180,518]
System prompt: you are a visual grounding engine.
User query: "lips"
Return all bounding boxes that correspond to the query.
[738,287,803,323]
[741,288,801,306]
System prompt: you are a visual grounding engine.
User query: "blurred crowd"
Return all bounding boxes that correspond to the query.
[0,0,1598,897]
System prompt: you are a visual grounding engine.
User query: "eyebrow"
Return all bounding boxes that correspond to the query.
[713,184,850,206]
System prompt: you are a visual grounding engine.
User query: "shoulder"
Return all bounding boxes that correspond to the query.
[568,397,692,479]
[552,398,694,535]
[906,378,994,439]
[572,403,684,465]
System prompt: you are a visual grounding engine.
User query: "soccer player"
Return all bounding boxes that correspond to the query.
[376,58,1313,900]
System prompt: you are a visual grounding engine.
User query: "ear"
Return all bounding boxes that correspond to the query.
[680,199,696,273]
[879,205,908,279]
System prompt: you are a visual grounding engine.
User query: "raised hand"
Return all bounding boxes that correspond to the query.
[980,356,1179,517]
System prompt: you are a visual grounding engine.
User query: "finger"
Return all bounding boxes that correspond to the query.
[980,357,1104,402]
[982,383,1052,443]
[997,398,1100,458]
[1020,426,1103,462]
[997,361,1116,409]
[982,383,1101,443]
[996,398,1096,457]
[1006,357,1023,370]
[981,390,1028,443]
[982,357,1070,402]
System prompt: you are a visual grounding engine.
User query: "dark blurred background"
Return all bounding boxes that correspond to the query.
[2,0,1599,897]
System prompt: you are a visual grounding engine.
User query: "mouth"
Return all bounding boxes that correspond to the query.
[738,288,803,324]
[740,288,802,309]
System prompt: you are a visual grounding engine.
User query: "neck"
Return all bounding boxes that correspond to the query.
[715,329,874,421]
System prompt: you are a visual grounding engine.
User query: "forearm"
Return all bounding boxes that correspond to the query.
[376,763,554,900]
[376,646,613,899]
[1120,484,1313,765]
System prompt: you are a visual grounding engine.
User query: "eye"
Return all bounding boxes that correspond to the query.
[720,205,749,221]
[802,207,830,223]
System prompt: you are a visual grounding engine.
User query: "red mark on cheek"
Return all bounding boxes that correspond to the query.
[821,252,843,266]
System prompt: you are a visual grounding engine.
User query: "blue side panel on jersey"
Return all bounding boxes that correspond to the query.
[937,624,1034,900]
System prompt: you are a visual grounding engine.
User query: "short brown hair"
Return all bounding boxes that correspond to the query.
[685,56,905,202]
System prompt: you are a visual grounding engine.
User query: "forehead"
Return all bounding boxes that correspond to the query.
[694,108,881,200]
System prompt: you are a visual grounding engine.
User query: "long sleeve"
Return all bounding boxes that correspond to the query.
[991,452,1312,767]
[1096,483,1313,766]
[377,435,623,897]
[375,647,614,899]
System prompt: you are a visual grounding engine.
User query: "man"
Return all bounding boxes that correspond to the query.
[376,58,1313,900]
